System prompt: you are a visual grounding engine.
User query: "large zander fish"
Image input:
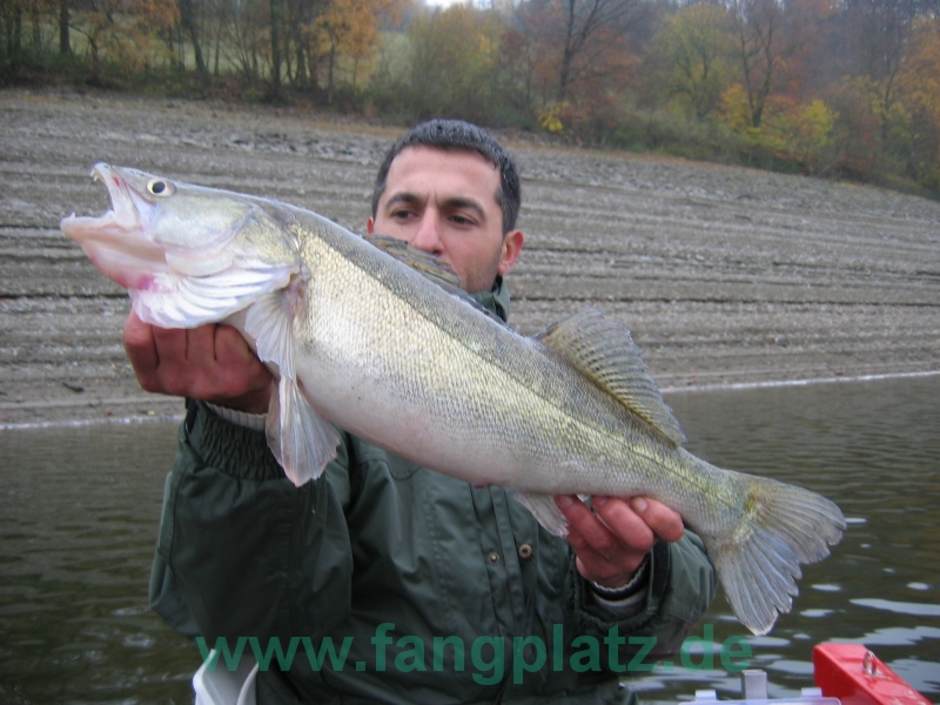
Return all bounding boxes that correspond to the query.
[61,163,845,636]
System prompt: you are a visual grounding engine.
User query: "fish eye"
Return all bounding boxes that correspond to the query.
[147,179,174,197]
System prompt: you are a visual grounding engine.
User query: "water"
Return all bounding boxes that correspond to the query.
[639,376,940,703]
[0,421,197,704]
[1,377,938,704]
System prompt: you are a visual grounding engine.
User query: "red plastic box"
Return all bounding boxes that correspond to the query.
[813,643,931,705]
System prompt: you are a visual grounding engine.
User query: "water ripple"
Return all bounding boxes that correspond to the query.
[850,598,940,617]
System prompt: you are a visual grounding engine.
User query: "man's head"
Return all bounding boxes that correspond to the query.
[368,119,524,293]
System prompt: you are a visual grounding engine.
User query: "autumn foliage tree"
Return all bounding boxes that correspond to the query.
[68,0,178,83]
[7,0,940,195]
[400,5,504,122]
[316,0,397,101]
[650,3,735,121]
[896,17,940,188]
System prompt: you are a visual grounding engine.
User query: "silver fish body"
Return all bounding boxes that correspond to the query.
[61,164,845,636]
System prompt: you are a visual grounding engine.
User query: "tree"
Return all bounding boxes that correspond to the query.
[59,0,70,54]
[69,0,177,83]
[404,5,504,121]
[838,0,938,152]
[554,0,640,101]
[315,0,399,100]
[729,0,785,128]
[224,0,268,81]
[650,3,735,120]
[1,0,24,63]
[269,0,283,98]
[285,0,315,89]
[178,0,207,83]
[896,16,940,186]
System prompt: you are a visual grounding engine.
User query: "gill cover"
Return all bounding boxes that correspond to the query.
[101,165,298,329]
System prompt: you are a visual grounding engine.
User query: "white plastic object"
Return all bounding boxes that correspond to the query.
[688,669,842,705]
[193,648,259,705]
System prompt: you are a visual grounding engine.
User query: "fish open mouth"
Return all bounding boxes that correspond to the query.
[61,163,143,239]
[60,163,168,290]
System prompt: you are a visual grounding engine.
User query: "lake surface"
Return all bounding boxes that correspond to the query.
[1,377,938,704]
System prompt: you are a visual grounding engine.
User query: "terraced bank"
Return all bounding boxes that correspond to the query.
[1,88,938,425]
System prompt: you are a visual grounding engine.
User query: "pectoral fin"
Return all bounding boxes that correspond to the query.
[538,309,686,447]
[245,280,340,486]
[266,376,341,486]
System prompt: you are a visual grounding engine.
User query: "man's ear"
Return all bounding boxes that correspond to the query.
[366,217,376,235]
[497,230,525,277]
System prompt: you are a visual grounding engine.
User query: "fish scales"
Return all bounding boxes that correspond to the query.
[301,214,691,499]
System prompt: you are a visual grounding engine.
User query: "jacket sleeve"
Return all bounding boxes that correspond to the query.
[569,531,717,657]
[149,400,355,643]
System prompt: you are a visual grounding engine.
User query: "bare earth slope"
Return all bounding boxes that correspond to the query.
[2,89,939,425]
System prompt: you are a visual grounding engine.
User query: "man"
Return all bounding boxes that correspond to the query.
[128,120,715,703]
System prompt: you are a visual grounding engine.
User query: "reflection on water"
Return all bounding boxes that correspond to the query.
[0,377,938,704]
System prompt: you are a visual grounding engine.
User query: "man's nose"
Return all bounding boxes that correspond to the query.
[410,212,444,255]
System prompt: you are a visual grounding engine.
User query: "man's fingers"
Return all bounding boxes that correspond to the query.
[214,324,260,367]
[152,325,188,365]
[574,552,629,586]
[628,497,684,543]
[185,324,218,368]
[568,525,641,586]
[556,495,622,562]
[557,494,683,589]
[123,312,159,369]
[592,497,655,554]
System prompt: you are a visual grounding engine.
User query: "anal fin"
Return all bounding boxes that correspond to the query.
[513,491,569,537]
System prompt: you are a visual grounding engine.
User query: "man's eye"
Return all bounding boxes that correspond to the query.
[391,210,414,220]
[450,214,474,226]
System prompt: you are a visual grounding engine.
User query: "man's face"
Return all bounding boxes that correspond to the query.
[368,146,523,293]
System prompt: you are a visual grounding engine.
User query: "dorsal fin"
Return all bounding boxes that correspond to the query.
[367,234,462,289]
[537,309,686,447]
[366,233,503,324]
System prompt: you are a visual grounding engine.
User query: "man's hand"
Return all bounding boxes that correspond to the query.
[555,495,684,589]
[123,311,274,413]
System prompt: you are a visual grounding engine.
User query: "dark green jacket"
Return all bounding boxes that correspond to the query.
[149,282,715,704]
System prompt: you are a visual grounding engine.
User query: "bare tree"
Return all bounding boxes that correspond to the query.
[270,0,284,98]
[59,0,70,54]
[840,0,922,143]
[729,0,783,128]
[556,0,640,101]
[178,0,208,83]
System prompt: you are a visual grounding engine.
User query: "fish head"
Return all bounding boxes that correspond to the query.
[61,163,299,328]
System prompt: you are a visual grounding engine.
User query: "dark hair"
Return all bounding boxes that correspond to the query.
[371,119,521,234]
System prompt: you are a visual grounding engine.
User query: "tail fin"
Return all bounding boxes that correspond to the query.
[704,473,845,636]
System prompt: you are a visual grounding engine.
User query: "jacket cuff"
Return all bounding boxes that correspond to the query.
[184,399,285,481]
[205,402,267,431]
[589,554,650,614]
[574,540,671,630]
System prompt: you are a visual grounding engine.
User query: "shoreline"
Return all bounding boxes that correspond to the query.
[3,369,937,431]
[2,89,939,429]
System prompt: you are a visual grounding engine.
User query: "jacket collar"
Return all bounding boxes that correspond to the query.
[471,275,510,323]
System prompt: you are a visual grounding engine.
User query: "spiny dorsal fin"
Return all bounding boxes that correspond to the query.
[537,309,686,447]
[367,234,462,288]
[366,233,503,324]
